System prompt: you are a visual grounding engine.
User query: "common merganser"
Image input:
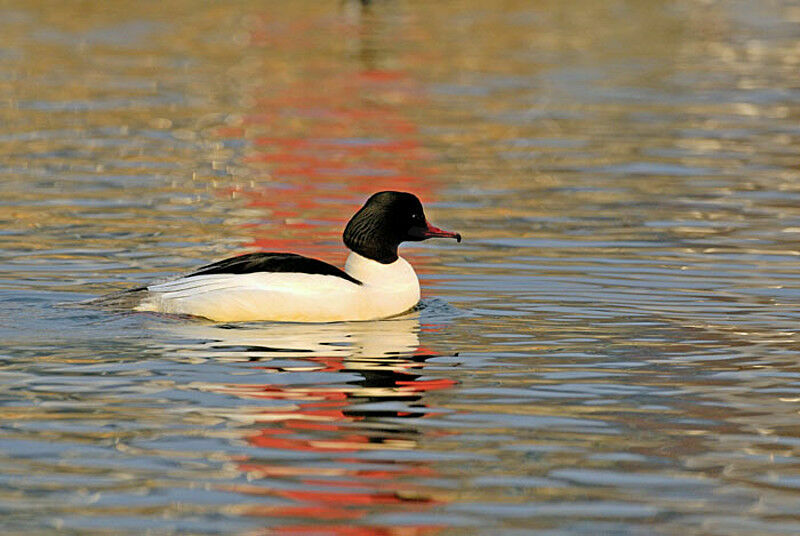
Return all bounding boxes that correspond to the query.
[130,191,461,322]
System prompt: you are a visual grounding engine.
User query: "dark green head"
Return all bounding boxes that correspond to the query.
[343,191,461,264]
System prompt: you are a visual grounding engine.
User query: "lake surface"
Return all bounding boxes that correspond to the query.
[2,1,800,534]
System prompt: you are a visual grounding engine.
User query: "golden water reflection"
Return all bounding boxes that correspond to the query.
[3,1,800,535]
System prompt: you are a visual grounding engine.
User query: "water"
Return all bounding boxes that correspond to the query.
[2,1,800,534]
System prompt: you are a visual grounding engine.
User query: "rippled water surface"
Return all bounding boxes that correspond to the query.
[3,1,800,534]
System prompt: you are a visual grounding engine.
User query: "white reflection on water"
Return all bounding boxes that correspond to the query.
[150,313,422,362]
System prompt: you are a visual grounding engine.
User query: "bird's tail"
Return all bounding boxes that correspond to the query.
[65,286,148,312]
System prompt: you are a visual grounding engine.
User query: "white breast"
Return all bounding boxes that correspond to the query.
[135,252,421,323]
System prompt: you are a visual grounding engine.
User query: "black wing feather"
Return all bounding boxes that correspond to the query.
[186,252,361,285]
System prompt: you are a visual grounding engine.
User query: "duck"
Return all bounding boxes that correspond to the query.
[130,191,461,322]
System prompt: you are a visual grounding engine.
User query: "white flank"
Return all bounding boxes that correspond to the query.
[134,252,421,323]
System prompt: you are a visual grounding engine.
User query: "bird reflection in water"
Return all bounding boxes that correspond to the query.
[157,313,454,534]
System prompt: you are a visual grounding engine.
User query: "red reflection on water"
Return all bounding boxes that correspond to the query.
[248,523,441,536]
[212,10,442,266]
[209,10,452,531]
[213,346,453,533]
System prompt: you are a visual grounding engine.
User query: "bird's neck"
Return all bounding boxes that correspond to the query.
[344,251,417,287]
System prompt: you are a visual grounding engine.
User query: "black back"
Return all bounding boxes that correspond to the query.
[186,252,362,285]
[343,191,427,264]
